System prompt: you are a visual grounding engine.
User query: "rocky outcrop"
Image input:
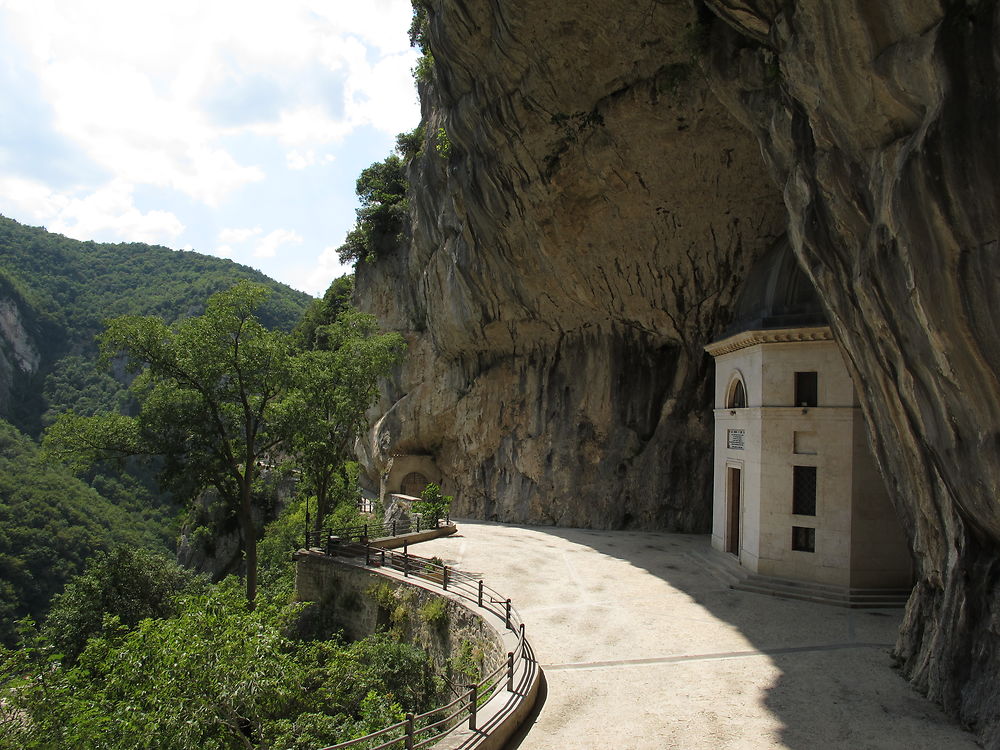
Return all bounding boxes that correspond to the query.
[357,0,785,531]
[0,286,50,433]
[696,0,1000,743]
[355,0,1000,742]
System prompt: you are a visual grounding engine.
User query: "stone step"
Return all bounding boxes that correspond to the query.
[684,547,751,588]
[732,574,912,608]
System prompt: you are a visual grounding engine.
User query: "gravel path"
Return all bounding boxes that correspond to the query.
[416,520,977,750]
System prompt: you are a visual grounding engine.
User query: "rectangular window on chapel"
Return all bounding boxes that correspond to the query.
[795,371,818,407]
[793,465,817,516]
[792,526,816,552]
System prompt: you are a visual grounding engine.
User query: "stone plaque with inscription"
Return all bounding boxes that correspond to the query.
[727,429,745,450]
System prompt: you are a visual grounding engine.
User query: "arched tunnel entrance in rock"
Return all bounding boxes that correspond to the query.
[382,454,442,501]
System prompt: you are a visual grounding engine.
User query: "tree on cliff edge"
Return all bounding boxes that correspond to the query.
[44,281,292,608]
[280,310,404,531]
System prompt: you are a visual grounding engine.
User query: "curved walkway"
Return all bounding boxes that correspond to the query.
[415,520,977,750]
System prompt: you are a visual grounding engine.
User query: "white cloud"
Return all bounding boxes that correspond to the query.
[218,226,263,244]
[0,176,185,245]
[211,244,236,259]
[254,228,303,258]
[286,149,316,170]
[0,0,418,208]
[287,245,354,297]
[0,0,421,295]
[0,175,70,222]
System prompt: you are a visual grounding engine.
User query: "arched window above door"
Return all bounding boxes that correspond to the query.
[401,471,429,497]
[727,378,747,409]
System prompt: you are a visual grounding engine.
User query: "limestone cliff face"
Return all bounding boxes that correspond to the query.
[696,0,1000,743]
[355,0,1000,741]
[0,294,44,426]
[357,0,785,531]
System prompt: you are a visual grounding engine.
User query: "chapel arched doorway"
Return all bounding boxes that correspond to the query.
[401,471,429,498]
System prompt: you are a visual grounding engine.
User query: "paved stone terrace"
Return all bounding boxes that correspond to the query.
[415,520,977,750]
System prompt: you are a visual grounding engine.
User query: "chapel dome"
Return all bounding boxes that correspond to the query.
[724,236,827,336]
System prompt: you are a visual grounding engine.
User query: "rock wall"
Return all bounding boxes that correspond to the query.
[699,0,1000,744]
[355,0,1000,742]
[294,551,502,675]
[0,289,49,433]
[357,0,786,531]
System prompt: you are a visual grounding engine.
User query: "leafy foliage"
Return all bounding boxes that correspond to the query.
[434,127,452,159]
[41,546,207,664]
[0,216,309,364]
[0,215,309,430]
[293,274,354,350]
[395,125,425,162]
[44,282,296,607]
[409,1,434,83]
[281,311,405,528]
[413,483,453,526]
[0,216,312,631]
[336,154,409,265]
[0,420,173,645]
[0,580,441,749]
[408,0,430,53]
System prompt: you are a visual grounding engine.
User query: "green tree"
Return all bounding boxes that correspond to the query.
[413,483,452,526]
[293,274,355,350]
[0,418,173,645]
[0,581,441,749]
[395,125,425,162]
[337,154,409,264]
[41,546,207,664]
[281,311,404,530]
[44,281,294,608]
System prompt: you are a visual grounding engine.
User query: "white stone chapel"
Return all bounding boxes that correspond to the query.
[705,241,912,598]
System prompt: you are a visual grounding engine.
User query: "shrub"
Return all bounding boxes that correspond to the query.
[413,483,452,526]
[336,155,409,265]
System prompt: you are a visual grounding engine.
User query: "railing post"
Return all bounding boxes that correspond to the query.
[443,565,449,591]
[365,543,371,566]
[417,516,422,533]
[507,651,514,692]
[405,712,414,750]
[392,520,396,536]
[404,542,409,577]
[478,580,483,608]
[467,685,477,730]
[363,523,368,542]
[380,549,386,566]
[505,598,512,630]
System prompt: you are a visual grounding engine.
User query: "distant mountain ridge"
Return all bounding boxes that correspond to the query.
[0,215,314,641]
[0,215,312,435]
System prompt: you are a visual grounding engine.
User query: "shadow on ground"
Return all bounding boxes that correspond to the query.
[423,521,976,750]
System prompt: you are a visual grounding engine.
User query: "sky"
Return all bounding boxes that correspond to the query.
[0,0,422,297]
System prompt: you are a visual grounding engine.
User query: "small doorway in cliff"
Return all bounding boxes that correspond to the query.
[401,471,429,498]
[726,466,742,556]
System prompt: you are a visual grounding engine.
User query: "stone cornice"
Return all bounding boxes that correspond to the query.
[704,326,834,356]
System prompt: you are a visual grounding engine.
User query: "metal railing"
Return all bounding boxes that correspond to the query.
[313,545,532,750]
[305,515,451,552]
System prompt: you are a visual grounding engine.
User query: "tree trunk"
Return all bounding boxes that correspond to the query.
[314,473,329,533]
[240,477,257,609]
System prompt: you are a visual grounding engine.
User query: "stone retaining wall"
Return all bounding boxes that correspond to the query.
[294,549,501,675]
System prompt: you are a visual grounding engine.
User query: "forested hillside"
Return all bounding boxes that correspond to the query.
[0,216,314,641]
[0,215,311,435]
[0,420,175,643]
